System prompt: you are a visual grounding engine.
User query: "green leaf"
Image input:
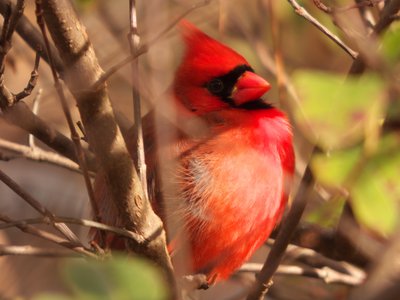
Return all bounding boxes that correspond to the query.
[311,133,400,236]
[63,256,168,300]
[305,196,345,228]
[293,71,385,150]
[312,147,361,186]
[382,23,400,63]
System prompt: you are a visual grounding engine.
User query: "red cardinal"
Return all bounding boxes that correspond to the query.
[94,21,294,284]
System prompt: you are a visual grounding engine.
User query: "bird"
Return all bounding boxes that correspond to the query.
[94,20,295,285]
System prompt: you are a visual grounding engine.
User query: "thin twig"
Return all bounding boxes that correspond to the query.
[0,0,24,70]
[35,0,100,225]
[128,0,148,199]
[0,101,97,169]
[93,0,212,89]
[0,169,82,244]
[0,216,144,242]
[0,245,81,257]
[0,138,82,173]
[40,0,174,289]
[0,0,64,73]
[0,214,95,258]
[29,88,42,148]
[287,0,358,59]
[283,243,366,280]
[0,0,28,108]
[239,263,365,286]
[348,0,400,74]
[246,166,313,300]
[0,1,88,171]
[312,0,332,13]
[15,52,40,101]
[313,0,385,14]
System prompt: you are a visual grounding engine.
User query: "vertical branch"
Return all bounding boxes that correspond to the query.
[34,0,101,226]
[0,0,25,108]
[348,0,400,74]
[246,166,313,300]
[0,0,64,74]
[0,0,24,71]
[39,0,174,292]
[128,0,148,200]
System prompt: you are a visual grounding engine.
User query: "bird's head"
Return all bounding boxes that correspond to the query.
[173,20,271,115]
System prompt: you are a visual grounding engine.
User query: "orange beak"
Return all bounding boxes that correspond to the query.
[231,71,271,106]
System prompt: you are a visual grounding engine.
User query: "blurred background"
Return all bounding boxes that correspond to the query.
[0,0,399,299]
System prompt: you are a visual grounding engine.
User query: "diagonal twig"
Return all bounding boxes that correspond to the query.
[287,0,358,59]
[0,169,82,244]
[239,263,365,286]
[39,0,174,290]
[93,0,212,89]
[0,245,82,257]
[128,0,148,200]
[15,52,40,101]
[0,138,82,173]
[0,215,145,242]
[246,166,313,300]
[0,214,95,258]
[35,0,100,225]
[0,0,63,74]
[349,0,400,74]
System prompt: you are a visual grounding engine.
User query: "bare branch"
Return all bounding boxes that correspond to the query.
[29,88,42,148]
[0,214,95,258]
[93,0,212,89]
[15,52,40,101]
[0,138,83,173]
[0,0,64,74]
[0,2,96,170]
[35,0,100,224]
[246,166,313,300]
[349,0,400,74]
[0,216,144,242]
[0,169,82,245]
[312,0,384,14]
[39,0,174,288]
[0,0,24,69]
[128,0,148,199]
[283,243,366,281]
[239,263,365,286]
[287,0,358,59]
[0,101,97,171]
[0,0,26,108]
[0,245,81,258]
[350,230,400,300]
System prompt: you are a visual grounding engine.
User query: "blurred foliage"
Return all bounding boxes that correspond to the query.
[2,1,400,299]
[292,71,385,150]
[290,14,400,237]
[34,294,72,300]
[35,256,168,300]
[312,133,400,236]
[382,23,400,63]
[74,0,96,11]
[292,65,399,236]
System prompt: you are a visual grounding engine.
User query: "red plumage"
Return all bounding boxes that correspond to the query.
[94,21,294,284]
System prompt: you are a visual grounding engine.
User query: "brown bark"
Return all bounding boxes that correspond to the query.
[40,0,174,285]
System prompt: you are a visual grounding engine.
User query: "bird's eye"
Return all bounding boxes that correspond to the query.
[207,79,224,94]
